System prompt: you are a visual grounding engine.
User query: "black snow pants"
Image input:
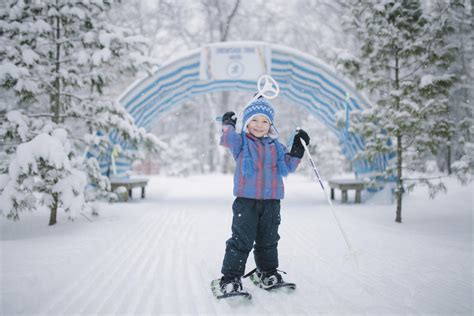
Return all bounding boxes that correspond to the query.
[221,197,281,278]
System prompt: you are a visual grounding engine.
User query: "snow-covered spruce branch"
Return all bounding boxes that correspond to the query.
[29,78,108,101]
[27,113,75,119]
[0,142,21,148]
[31,79,94,101]
[396,37,453,82]
[398,60,431,81]
[32,38,86,52]
[401,175,450,182]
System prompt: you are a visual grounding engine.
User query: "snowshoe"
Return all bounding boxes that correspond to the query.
[243,268,296,291]
[210,276,252,300]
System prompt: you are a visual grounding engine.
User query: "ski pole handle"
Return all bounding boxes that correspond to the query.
[244,75,280,108]
[215,75,279,122]
[256,75,280,99]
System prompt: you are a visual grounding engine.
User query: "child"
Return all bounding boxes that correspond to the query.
[218,96,310,294]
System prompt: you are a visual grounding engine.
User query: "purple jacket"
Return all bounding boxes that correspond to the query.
[220,125,301,200]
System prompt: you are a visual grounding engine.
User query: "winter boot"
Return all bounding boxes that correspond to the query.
[219,275,243,294]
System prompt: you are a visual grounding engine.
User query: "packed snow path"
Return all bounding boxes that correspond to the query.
[1,175,472,315]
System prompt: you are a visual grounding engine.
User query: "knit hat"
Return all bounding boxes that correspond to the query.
[241,97,289,178]
[242,97,279,139]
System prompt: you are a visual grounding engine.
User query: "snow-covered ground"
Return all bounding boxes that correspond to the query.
[1,174,472,315]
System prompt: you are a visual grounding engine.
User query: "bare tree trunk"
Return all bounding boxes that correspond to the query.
[198,98,206,173]
[49,1,61,226]
[209,119,215,172]
[218,91,231,172]
[447,141,452,175]
[218,0,240,41]
[205,94,219,172]
[52,0,61,124]
[394,52,403,223]
[395,134,403,223]
[49,193,59,226]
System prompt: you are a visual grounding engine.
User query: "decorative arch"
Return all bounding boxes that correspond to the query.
[100,41,390,177]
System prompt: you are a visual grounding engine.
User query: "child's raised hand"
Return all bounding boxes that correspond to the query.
[290,129,310,158]
[222,111,237,127]
[295,129,310,145]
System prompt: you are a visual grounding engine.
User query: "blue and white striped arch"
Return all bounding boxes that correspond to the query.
[101,41,391,177]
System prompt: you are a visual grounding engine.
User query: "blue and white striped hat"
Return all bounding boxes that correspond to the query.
[242,97,279,139]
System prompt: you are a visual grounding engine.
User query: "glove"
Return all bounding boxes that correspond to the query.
[290,129,310,159]
[222,111,237,127]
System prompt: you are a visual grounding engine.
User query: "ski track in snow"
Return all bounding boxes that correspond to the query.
[42,211,159,314]
[2,175,472,315]
[41,209,211,315]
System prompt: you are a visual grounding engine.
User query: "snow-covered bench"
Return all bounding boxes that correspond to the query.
[110,177,149,201]
[327,179,367,204]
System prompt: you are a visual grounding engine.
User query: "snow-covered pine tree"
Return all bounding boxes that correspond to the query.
[339,0,460,223]
[0,0,159,225]
[0,119,87,224]
[441,0,473,180]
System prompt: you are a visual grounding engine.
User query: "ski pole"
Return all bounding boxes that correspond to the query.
[296,128,358,266]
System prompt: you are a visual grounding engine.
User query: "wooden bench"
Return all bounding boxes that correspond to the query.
[110,177,149,201]
[327,179,367,204]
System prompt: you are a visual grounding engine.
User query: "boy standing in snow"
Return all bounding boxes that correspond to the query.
[218,97,310,294]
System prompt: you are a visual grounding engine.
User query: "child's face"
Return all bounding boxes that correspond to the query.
[247,115,271,138]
